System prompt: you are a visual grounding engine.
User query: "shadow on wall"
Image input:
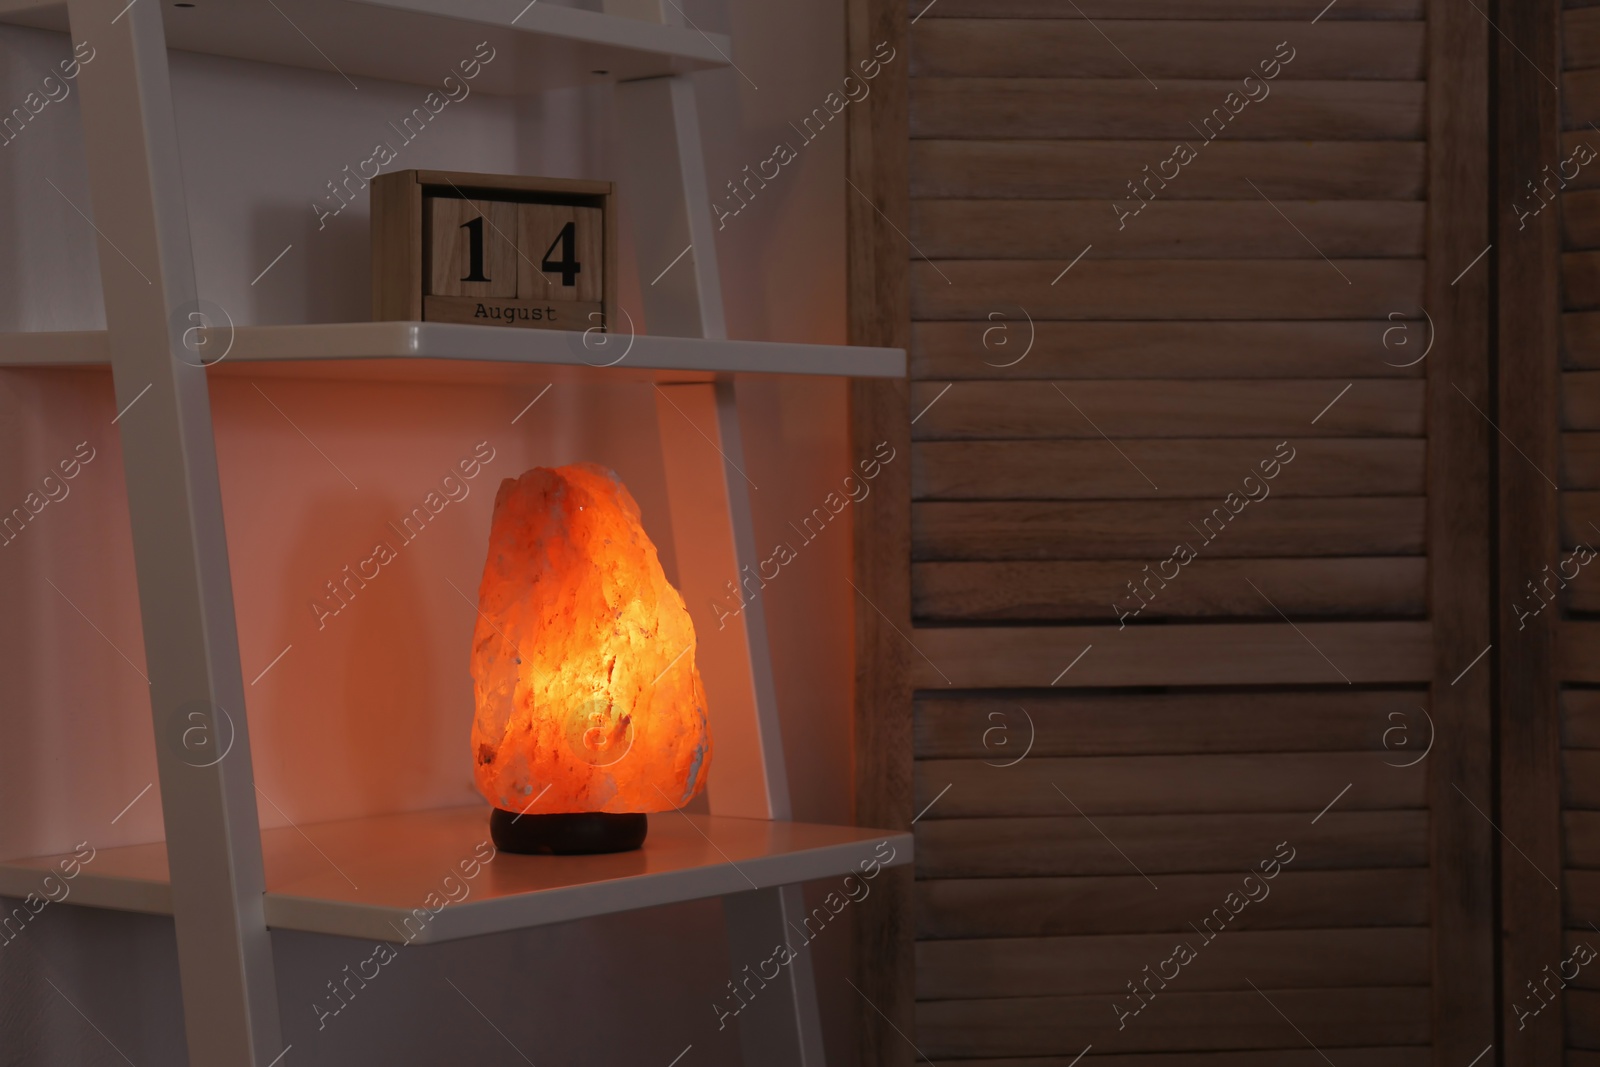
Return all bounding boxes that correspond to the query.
[250,203,370,327]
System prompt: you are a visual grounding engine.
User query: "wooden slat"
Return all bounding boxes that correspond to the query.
[1574,988,1600,1049]
[1567,689,1600,747]
[1566,433,1600,486]
[1567,132,1600,198]
[1565,491,1600,544]
[911,79,1426,140]
[1564,623,1600,683]
[1571,7,1600,69]
[1568,69,1600,129]
[910,380,1425,439]
[1567,869,1600,924]
[912,260,1426,320]
[911,320,1426,380]
[1565,931,1600,991]
[919,0,1422,15]
[917,988,1431,1059]
[1567,810,1600,867]
[914,690,1424,758]
[910,621,1432,688]
[1568,190,1600,249]
[914,753,1424,816]
[914,498,1427,560]
[1570,313,1600,366]
[913,558,1426,621]
[918,869,1431,938]
[1569,751,1600,808]
[912,140,1427,200]
[911,199,1424,259]
[1569,372,1600,427]
[1567,251,1600,309]
[916,811,1427,878]
[912,20,1424,79]
[1567,579,1600,613]
[912,439,1425,500]
[917,928,1429,999]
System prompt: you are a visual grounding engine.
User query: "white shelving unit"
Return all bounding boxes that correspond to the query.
[0,1,909,1065]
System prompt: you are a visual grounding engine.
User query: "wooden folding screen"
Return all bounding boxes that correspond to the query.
[850,0,1494,1062]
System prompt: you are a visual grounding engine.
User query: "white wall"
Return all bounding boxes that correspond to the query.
[0,0,861,1061]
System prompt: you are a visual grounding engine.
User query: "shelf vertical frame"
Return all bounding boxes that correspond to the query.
[65,1,282,1064]
[606,2,827,1062]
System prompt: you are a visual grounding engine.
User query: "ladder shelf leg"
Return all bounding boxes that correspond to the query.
[67,1,282,1063]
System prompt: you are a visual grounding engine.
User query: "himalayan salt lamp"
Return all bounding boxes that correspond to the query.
[469,463,710,854]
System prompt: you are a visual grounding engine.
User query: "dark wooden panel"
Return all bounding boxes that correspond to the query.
[909,621,1432,688]
[1567,689,1600,747]
[1567,869,1600,924]
[1570,313,1600,366]
[911,79,1426,140]
[919,0,1421,15]
[911,199,1424,259]
[1565,491,1600,544]
[911,320,1425,381]
[913,439,1425,500]
[917,988,1431,1059]
[917,927,1430,999]
[915,811,1428,878]
[1569,751,1600,808]
[1569,372,1600,427]
[912,140,1427,200]
[1566,434,1600,486]
[1564,623,1600,683]
[912,259,1426,320]
[1567,810,1600,867]
[917,869,1431,938]
[1563,131,1600,194]
[910,380,1425,439]
[912,20,1424,79]
[1574,988,1600,1049]
[914,690,1421,758]
[1569,190,1600,249]
[1571,7,1600,69]
[1567,69,1600,129]
[913,557,1426,621]
[1567,251,1600,309]
[914,752,1424,816]
[913,497,1427,560]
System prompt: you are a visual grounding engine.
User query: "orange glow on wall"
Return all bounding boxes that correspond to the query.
[469,464,710,819]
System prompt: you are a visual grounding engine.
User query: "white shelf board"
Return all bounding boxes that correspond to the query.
[0,0,728,95]
[0,323,907,383]
[0,807,911,944]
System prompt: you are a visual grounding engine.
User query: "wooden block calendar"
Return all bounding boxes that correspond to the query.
[372,170,615,333]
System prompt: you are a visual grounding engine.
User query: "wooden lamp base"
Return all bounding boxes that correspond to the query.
[489,809,648,855]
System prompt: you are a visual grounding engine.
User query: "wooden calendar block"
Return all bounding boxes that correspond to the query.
[372,170,615,333]
[517,204,604,304]
[426,197,518,298]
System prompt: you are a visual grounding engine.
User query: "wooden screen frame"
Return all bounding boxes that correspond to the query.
[1497,0,1566,1062]
[846,0,912,1060]
[846,0,1497,1060]
[1429,0,1499,1055]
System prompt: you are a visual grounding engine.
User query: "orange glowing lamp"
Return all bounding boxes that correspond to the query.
[469,464,711,854]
